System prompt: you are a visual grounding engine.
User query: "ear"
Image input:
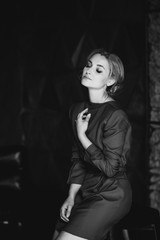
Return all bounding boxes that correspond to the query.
[107,78,116,87]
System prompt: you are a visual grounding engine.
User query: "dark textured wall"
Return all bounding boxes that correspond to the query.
[148,0,160,212]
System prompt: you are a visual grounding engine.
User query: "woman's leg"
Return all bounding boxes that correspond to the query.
[52,230,60,240]
[56,231,88,240]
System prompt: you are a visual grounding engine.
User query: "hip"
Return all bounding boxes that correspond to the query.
[80,172,132,199]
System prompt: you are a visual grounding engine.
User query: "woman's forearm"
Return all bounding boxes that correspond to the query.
[78,132,92,150]
[68,183,82,199]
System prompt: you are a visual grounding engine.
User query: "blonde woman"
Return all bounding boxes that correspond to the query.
[52,49,132,240]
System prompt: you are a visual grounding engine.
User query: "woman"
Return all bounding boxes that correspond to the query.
[52,49,132,240]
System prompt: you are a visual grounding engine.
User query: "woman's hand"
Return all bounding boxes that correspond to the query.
[60,196,74,222]
[76,108,91,137]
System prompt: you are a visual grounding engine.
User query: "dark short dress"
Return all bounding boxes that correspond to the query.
[55,101,132,240]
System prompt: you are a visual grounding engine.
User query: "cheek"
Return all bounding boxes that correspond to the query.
[98,76,107,86]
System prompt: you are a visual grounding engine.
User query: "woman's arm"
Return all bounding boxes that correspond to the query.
[67,105,87,185]
[76,108,92,149]
[60,183,81,222]
[77,109,132,177]
[67,139,87,185]
[68,183,82,199]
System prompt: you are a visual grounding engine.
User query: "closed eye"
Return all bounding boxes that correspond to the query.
[96,68,102,73]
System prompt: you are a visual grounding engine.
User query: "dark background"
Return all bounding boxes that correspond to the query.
[0,0,148,239]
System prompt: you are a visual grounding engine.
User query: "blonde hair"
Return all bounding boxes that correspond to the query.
[87,48,124,96]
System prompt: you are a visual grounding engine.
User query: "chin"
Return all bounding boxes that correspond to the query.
[81,78,90,88]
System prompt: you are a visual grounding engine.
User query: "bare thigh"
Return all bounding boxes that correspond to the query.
[52,230,59,240]
[56,231,88,240]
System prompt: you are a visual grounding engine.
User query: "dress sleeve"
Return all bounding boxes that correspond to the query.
[67,104,87,185]
[84,110,132,177]
[67,141,87,185]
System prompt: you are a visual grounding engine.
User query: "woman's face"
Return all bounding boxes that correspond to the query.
[81,53,111,90]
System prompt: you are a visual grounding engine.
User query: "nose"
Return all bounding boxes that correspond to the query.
[86,69,91,75]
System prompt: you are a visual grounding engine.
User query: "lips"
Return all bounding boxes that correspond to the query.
[83,75,91,80]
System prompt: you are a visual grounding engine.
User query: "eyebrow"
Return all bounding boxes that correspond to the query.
[88,60,105,70]
[97,64,105,70]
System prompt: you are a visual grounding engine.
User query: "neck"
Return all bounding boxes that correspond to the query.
[88,89,109,103]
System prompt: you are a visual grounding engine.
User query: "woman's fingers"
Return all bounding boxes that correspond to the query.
[81,108,88,115]
[66,205,72,218]
[85,113,91,122]
[77,108,90,120]
[60,208,69,222]
[78,108,88,118]
[60,204,73,222]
